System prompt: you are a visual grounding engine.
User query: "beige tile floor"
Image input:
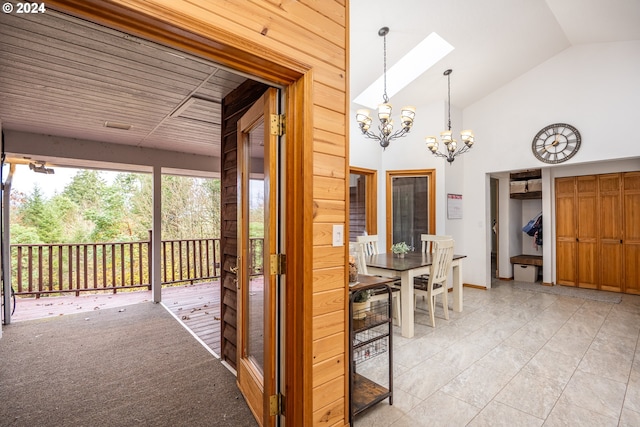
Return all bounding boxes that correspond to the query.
[355,281,640,426]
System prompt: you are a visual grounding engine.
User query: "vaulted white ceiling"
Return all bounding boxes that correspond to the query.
[350,0,640,110]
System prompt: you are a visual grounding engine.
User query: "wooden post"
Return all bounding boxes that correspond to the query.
[148,230,153,290]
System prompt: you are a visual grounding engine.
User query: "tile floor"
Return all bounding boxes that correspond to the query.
[355,281,640,426]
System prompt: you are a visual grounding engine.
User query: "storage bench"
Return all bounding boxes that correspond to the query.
[510,255,542,282]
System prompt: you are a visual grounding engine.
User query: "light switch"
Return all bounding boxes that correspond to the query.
[332,224,344,247]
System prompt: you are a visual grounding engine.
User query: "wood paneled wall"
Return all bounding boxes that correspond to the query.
[45,1,350,425]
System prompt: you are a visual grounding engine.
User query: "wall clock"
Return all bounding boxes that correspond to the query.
[531,123,581,164]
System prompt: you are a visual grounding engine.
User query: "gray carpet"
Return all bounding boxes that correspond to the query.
[0,302,258,427]
[511,280,622,303]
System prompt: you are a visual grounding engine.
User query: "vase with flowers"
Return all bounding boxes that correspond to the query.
[391,241,411,258]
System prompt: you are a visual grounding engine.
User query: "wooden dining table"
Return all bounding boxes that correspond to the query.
[365,252,467,338]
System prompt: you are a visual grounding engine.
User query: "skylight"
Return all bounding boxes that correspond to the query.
[353,32,454,109]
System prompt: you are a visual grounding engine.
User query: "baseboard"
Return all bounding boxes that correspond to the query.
[463,283,487,290]
[541,282,554,287]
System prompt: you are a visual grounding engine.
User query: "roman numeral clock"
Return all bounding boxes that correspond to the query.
[532,123,581,164]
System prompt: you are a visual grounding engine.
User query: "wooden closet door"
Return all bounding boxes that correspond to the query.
[623,172,640,295]
[555,177,577,286]
[576,176,598,289]
[599,174,623,292]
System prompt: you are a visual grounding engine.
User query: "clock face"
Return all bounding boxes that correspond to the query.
[532,123,581,164]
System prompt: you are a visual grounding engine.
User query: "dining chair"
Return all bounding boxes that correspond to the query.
[352,240,402,326]
[414,234,453,288]
[414,238,455,327]
[356,235,380,256]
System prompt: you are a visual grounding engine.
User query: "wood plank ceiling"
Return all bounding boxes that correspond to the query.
[0,5,248,163]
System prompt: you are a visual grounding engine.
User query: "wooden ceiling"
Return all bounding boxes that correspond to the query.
[0,6,247,163]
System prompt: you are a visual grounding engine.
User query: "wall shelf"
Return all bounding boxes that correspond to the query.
[510,169,542,199]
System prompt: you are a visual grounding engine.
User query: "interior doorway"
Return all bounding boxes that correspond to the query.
[490,177,499,279]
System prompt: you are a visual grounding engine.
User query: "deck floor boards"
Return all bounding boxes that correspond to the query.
[10,281,222,356]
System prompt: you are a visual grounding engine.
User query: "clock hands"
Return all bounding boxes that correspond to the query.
[541,136,560,152]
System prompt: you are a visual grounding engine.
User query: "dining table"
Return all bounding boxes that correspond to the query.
[365,252,467,338]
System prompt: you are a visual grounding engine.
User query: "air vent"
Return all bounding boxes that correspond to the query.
[104,121,132,130]
[170,96,220,124]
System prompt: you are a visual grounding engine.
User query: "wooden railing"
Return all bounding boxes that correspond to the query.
[11,236,264,297]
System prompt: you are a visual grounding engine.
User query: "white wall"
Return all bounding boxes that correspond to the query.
[463,40,640,287]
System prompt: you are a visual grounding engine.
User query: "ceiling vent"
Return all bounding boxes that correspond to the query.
[104,121,132,130]
[170,96,220,125]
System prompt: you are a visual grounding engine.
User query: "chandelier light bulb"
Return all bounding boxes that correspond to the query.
[461,129,475,146]
[400,106,416,129]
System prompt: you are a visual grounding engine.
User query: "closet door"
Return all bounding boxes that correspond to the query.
[576,176,598,289]
[599,174,623,292]
[555,177,577,286]
[624,172,640,295]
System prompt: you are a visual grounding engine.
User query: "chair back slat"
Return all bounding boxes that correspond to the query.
[420,234,452,254]
[356,235,380,256]
[429,239,455,286]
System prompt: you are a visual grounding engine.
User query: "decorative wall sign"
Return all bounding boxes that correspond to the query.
[447,193,463,219]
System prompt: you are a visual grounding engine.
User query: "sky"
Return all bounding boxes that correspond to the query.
[2,164,119,198]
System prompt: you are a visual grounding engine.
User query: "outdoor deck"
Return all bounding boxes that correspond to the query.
[9,281,222,356]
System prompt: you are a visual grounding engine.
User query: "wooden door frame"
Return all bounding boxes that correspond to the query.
[349,166,378,237]
[45,2,312,425]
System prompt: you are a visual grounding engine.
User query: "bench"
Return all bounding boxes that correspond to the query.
[510,254,542,267]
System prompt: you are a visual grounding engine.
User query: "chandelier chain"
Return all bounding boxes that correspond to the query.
[382,31,389,103]
[447,71,452,131]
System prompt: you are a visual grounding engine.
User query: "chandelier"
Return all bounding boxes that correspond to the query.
[425,69,475,163]
[355,27,415,149]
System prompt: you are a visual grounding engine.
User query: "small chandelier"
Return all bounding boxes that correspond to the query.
[355,27,415,149]
[425,69,475,163]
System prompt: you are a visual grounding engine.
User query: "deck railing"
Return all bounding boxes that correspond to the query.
[11,235,264,297]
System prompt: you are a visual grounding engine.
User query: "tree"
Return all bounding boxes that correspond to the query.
[12,170,221,244]
[19,186,63,243]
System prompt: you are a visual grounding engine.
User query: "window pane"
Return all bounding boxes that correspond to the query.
[391,176,429,250]
[349,173,367,240]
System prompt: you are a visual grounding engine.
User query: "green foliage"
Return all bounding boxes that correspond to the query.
[353,290,370,303]
[391,241,412,254]
[19,186,64,243]
[11,170,222,244]
[8,224,42,245]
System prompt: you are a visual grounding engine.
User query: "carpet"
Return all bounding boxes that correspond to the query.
[511,280,622,303]
[0,302,258,427]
